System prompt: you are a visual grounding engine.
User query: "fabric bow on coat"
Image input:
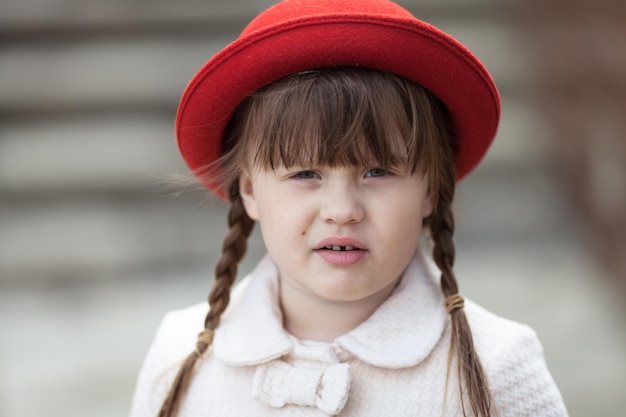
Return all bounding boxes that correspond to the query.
[253,360,351,415]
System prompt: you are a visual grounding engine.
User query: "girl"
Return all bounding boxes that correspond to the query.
[130,1,568,416]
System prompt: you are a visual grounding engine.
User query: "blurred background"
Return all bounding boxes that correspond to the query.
[1,0,625,416]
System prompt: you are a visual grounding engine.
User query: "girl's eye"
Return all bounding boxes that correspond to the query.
[293,170,319,179]
[365,168,387,178]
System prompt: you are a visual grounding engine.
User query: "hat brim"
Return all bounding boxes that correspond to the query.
[176,14,500,200]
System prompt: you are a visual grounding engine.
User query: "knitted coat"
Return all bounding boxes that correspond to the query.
[129,252,568,417]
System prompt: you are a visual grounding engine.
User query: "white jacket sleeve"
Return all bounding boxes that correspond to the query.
[488,326,569,417]
[465,300,568,417]
[129,304,206,417]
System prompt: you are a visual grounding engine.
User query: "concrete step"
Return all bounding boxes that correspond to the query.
[0,113,182,194]
[0,196,231,283]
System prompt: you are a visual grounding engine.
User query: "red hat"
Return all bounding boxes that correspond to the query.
[176,0,500,199]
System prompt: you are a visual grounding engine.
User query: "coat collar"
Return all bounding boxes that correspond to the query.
[213,250,447,369]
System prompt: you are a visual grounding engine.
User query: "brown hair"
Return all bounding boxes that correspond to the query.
[159,67,492,417]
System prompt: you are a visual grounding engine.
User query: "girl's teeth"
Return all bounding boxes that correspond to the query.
[324,245,358,251]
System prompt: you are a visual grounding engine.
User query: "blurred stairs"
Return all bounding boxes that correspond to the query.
[0,0,557,287]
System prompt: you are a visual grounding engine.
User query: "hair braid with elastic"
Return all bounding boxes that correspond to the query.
[430,170,493,417]
[158,195,254,417]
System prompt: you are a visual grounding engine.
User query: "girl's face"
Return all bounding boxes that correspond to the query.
[239,162,433,308]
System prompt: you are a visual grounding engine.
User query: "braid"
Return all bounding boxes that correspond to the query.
[430,179,493,417]
[204,197,255,331]
[158,196,254,417]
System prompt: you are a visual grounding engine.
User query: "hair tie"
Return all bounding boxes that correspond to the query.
[195,329,215,356]
[445,294,465,313]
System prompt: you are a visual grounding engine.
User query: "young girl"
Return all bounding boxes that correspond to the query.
[130,1,568,416]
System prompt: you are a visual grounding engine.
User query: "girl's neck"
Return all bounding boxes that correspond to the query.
[278,278,399,343]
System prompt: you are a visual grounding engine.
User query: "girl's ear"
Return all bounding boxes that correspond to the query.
[239,171,260,221]
[422,194,435,219]
[420,177,435,219]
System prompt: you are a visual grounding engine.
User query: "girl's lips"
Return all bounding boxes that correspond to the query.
[314,237,367,266]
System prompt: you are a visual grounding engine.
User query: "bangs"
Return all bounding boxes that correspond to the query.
[243,68,415,171]
[220,67,454,199]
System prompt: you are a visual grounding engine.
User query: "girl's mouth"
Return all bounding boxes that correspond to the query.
[315,238,367,265]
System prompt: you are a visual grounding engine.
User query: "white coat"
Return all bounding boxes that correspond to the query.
[130,251,568,417]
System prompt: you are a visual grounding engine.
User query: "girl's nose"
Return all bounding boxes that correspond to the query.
[319,183,365,225]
